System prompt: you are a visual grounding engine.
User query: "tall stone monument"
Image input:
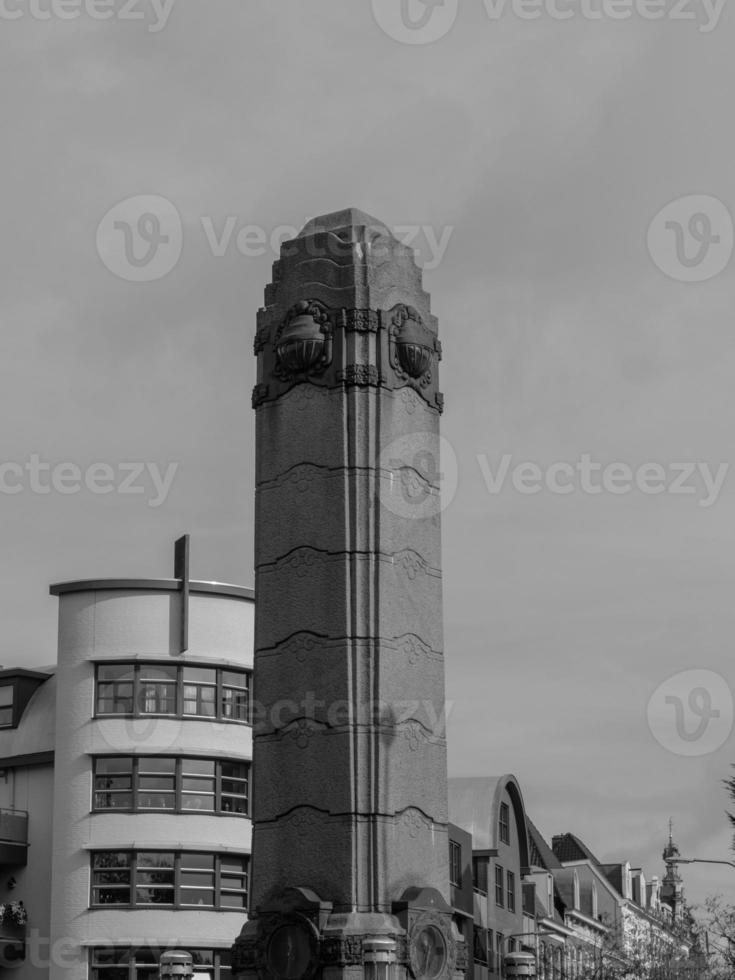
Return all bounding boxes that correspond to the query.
[234,209,464,980]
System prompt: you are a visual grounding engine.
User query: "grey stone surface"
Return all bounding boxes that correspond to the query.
[236,209,463,979]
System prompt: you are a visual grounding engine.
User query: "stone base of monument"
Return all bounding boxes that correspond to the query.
[232,886,466,980]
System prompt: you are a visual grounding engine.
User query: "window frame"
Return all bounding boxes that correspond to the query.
[94,662,252,725]
[472,856,488,895]
[495,864,504,908]
[449,840,462,887]
[472,926,488,965]
[92,756,249,816]
[507,869,516,912]
[0,683,15,728]
[499,801,510,845]
[90,850,249,911]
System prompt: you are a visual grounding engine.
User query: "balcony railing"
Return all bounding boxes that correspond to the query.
[0,810,28,866]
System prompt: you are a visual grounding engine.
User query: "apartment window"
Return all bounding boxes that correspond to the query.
[0,685,14,727]
[496,932,504,969]
[507,869,516,912]
[495,864,504,907]
[472,856,489,895]
[90,947,232,979]
[95,663,251,723]
[487,929,494,972]
[93,757,249,815]
[91,851,248,909]
[499,801,510,845]
[473,927,488,965]
[449,840,462,887]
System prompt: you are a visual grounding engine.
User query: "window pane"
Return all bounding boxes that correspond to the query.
[98,665,134,682]
[139,666,177,681]
[183,667,216,684]
[221,761,248,780]
[136,887,174,905]
[220,891,247,909]
[182,793,215,812]
[182,854,215,871]
[139,757,176,774]
[94,852,131,870]
[183,758,215,776]
[221,689,248,721]
[137,852,174,869]
[181,888,215,907]
[183,685,216,717]
[138,683,176,714]
[0,686,14,707]
[221,670,249,689]
[96,757,133,774]
[97,681,134,714]
[138,792,175,810]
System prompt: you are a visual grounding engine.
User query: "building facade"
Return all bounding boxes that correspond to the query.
[0,569,254,980]
[449,776,532,979]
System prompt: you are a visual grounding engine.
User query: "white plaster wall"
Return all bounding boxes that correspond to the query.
[49,587,254,980]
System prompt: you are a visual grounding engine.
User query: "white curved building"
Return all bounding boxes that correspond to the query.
[0,572,253,980]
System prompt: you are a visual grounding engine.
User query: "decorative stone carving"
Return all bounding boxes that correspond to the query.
[279,631,323,663]
[321,936,364,966]
[274,300,333,381]
[401,807,431,839]
[337,364,384,387]
[407,911,457,980]
[341,308,379,333]
[252,383,269,408]
[390,305,439,387]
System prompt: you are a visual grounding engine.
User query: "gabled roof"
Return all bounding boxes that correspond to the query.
[552,833,602,866]
[526,817,562,870]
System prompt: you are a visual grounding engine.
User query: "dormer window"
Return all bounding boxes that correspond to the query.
[0,670,51,730]
[592,881,598,920]
[573,870,580,909]
[0,685,13,727]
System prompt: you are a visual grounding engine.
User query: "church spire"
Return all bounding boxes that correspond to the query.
[661,819,684,920]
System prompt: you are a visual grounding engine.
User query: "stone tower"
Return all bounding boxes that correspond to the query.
[233,209,464,980]
[661,820,684,921]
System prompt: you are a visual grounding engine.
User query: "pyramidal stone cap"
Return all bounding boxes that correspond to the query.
[297,207,393,240]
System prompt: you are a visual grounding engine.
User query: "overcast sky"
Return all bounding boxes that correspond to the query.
[2,0,735,913]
